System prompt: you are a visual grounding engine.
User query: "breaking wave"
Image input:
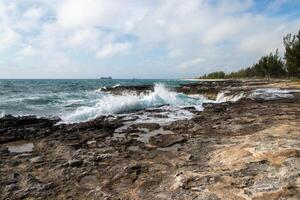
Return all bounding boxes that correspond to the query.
[62,83,205,123]
[0,111,5,118]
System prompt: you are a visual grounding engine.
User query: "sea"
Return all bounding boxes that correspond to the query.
[0,79,210,123]
[0,79,297,124]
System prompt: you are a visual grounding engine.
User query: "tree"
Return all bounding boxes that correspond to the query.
[284,30,300,77]
[268,50,286,77]
[253,50,285,78]
[200,71,225,79]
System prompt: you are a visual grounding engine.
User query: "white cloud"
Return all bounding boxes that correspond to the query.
[168,48,184,58]
[0,26,20,51]
[178,58,205,70]
[57,0,102,29]
[67,28,100,50]
[96,42,131,59]
[19,45,36,56]
[56,0,147,31]
[238,33,282,54]
[0,0,300,78]
[202,18,245,45]
[23,7,44,20]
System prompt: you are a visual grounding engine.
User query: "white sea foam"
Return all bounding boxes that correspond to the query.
[249,88,297,100]
[95,87,106,93]
[112,84,121,88]
[0,111,5,118]
[94,84,120,93]
[62,83,204,123]
[62,86,300,123]
[216,91,245,103]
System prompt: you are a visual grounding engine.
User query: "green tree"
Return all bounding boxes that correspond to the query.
[201,71,225,79]
[254,50,285,78]
[284,30,300,77]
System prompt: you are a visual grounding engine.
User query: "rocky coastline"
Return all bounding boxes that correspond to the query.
[1,79,300,200]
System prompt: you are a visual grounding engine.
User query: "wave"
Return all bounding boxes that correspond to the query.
[94,87,106,93]
[94,84,121,93]
[0,111,5,118]
[112,84,121,88]
[62,83,205,123]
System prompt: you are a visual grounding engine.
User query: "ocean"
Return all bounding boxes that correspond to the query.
[0,79,209,123]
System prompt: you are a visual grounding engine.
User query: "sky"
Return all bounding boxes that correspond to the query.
[0,0,300,79]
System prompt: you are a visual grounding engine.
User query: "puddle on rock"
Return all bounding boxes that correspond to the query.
[113,126,175,144]
[136,128,175,143]
[128,146,140,151]
[157,143,182,151]
[79,175,99,189]
[7,141,34,153]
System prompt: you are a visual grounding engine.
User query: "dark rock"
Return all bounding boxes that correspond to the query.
[101,85,153,94]
[68,159,83,167]
[132,123,160,131]
[203,102,231,112]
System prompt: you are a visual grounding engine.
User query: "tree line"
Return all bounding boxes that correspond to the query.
[200,30,300,79]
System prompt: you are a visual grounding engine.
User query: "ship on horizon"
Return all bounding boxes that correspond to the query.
[100,76,112,80]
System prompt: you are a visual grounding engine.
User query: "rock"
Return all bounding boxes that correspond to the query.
[203,102,231,112]
[68,159,83,167]
[30,156,42,163]
[134,123,161,131]
[1,80,300,199]
[79,175,99,189]
[101,85,153,94]
[149,134,186,148]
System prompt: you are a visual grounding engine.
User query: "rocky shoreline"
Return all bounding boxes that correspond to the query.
[1,80,300,200]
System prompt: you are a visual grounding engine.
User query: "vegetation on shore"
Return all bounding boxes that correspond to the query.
[200,30,300,79]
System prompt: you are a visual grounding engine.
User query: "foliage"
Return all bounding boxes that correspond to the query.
[201,71,225,79]
[251,50,286,78]
[284,30,300,77]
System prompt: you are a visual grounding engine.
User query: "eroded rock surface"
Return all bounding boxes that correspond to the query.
[1,80,300,200]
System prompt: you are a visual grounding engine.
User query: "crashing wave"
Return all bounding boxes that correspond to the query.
[0,111,5,118]
[112,84,121,88]
[62,86,300,123]
[95,87,107,93]
[62,83,205,123]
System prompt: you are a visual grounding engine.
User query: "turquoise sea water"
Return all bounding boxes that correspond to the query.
[0,79,204,123]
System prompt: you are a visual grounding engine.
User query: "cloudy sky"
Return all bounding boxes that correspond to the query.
[1,0,300,79]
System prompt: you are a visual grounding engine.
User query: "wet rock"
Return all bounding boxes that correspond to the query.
[79,175,99,189]
[132,123,160,131]
[175,80,242,99]
[0,115,59,143]
[166,120,195,131]
[203,102,231,112]
[149,134,186,148]
[68,159,83,167]
[30,156,43,163]
[102,85,153,94]
[1,80,300,199]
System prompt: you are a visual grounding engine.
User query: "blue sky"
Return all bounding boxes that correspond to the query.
[0,0,300,79]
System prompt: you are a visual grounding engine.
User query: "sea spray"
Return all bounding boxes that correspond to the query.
[62,83,205,123]
[0,111,5,118]
[1,79,299,124]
